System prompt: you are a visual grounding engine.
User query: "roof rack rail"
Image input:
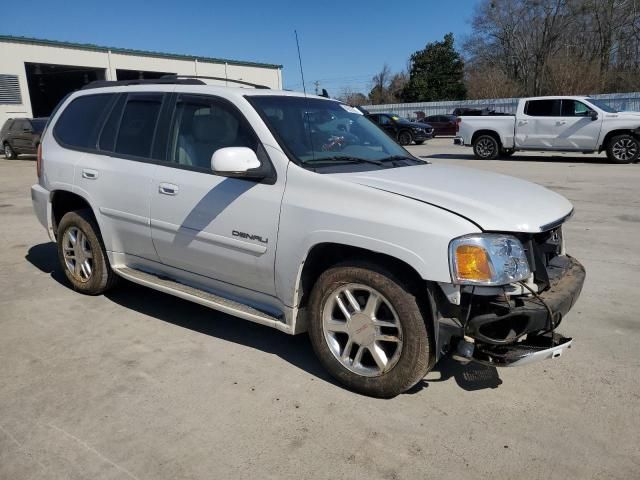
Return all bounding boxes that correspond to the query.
[160,74,271,89]
[81,78,206,90]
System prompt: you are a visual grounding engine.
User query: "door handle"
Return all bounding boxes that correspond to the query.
[557,120,567,125]
[519,120,528,125]
[159,183,179,196]
[82,169,98,180]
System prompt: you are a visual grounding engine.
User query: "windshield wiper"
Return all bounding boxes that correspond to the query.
[378,154,426,163]
[305,156,386,166]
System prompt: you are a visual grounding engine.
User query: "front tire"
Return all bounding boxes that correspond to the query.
[308,262,430,398]
[397,130,413,146]
[606,134,639,164]
[473,134,500,159]
[57,209,116,295]
[4,143,17,159]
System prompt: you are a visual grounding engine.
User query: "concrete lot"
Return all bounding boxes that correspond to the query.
[1,138,639,479]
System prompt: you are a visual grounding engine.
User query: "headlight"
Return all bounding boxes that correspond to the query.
[449,234,530,285]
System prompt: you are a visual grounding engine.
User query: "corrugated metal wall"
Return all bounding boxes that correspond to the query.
[363,92,640,118]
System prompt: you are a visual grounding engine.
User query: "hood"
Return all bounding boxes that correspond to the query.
[335,164,573,233]
[609,111,640,118]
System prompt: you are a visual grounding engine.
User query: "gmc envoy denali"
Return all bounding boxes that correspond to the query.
[31,76,585,397]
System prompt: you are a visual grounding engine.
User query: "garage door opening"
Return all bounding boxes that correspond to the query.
[25,62,106,118]
[116,69,175,81]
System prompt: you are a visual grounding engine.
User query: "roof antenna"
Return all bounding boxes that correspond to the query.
[294,30,315,160]
[294,30,307,96]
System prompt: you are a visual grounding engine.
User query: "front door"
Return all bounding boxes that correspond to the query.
[149,94,284,295]
[553,99,602,150]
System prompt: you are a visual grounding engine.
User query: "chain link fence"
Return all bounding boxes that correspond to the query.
[363,92,640,119]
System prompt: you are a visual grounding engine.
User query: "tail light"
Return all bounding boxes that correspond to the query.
[455,117,461,134]
[36,143,42,178]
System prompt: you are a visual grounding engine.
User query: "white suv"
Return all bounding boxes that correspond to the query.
[31,77,585,397]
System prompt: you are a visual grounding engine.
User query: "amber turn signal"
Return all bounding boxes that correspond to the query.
[455,245,492,282]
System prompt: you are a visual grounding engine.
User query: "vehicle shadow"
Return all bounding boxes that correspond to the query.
[422,153,613,164]
[25,242,334,385]
[25,241,502,395]
[406,357,502,394]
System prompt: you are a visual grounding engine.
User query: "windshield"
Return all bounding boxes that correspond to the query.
[249,96,420,167]
[586,98,618,113]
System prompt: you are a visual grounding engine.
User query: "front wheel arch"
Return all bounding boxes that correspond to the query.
[296,243,437,361]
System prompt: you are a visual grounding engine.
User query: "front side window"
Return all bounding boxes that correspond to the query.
[525,99,560,117]
[378,115,392,125]
[249,96,419,168]
[54,94,114,148]
[114,93,163,158]
[561,100,590,117]
[167,95,257,170]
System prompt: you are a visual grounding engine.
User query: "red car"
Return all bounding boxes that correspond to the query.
[419,114,458,137]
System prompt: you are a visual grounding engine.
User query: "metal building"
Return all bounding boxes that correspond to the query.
[0,35,283,126]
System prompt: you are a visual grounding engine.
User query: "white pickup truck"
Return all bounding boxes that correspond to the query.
[454,96,640,163]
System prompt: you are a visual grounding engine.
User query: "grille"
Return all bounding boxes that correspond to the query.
[521,226,564,290]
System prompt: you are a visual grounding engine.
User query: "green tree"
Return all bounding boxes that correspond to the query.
[402,33,467,102]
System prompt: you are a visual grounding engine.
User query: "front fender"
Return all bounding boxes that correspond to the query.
[274,164,480,308]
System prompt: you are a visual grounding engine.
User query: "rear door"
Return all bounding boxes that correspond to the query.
[553,99,602,150]
[65,92,164,261]
[149,93,284,295]
[377,114,397,138]
[515,99,561,148]
[11,120,31,152]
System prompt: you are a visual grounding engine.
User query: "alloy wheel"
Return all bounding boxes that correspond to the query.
[62,226,94,283]
[476,137,496,158]
[322,283,403,377]
[612,138,638,162]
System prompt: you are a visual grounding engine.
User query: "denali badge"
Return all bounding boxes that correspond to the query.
[232,230,268,244]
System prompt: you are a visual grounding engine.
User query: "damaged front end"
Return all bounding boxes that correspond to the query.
[440,224,585,367]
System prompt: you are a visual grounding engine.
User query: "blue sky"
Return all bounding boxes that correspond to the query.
[2,0,481,94]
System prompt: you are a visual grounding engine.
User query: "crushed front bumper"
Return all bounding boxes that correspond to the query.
[466,255,585,346]
[456,255,585,367]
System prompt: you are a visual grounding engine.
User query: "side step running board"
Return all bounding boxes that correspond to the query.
[113,267,291,334]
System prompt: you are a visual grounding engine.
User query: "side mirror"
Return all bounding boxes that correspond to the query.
[590,111,598,121]
[211,147,263,179]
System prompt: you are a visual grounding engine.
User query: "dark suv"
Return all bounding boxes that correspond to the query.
[419,114,458,136]
[366,113,433,145]
[1,117,48,159]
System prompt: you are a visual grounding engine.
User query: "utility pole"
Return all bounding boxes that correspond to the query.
[314,80,320,95]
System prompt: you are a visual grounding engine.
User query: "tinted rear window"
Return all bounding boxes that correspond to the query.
[114,93,163,158]
[30,119,47,133]
[54,94,114,148]
[525,100,560,116]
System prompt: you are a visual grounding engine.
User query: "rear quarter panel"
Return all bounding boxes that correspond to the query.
[459,116,516,148]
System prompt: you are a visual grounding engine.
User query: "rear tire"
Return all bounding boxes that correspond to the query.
[308,262,431,398]
[4,143,17,159]
[473,135,500,159]
[57,209,117,295]
[397,130,413,146]
[606,134,639,164]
